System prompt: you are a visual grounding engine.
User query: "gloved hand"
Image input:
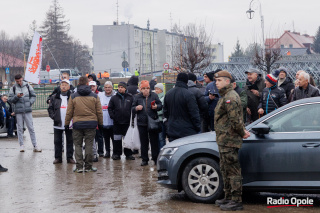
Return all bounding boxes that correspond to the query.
[98,125,103,130]
[64,125,69,131]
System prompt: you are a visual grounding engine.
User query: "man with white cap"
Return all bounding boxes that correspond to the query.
[48,79,75,164]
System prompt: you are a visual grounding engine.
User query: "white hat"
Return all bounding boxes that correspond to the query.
[61,79,70,85]
[89,81,97,86]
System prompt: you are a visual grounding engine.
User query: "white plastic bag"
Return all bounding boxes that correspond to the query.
[123,115,141,150]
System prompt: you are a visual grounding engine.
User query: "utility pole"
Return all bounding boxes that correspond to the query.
[116,0,119,25]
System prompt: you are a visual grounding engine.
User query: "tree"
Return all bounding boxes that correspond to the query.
[244,43,262,58]
[172,23,212,73]
[231,39,245,57]
[23,20,38,59]
[40,0,70,69]
[253,48,281,74]
[313,26,320,53]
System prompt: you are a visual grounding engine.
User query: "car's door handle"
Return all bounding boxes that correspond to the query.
[302,143,320,148]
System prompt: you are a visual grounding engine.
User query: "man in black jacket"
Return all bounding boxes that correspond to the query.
[164,73,201,142]
[149,77,157,91]
[88,73,103,92]
[47,72,75,104]
[187,73,208,130]
[48,79,75,164]
[258,70,287,116]
[244,68,265,122]
[277,67,294,103]
[108,82,135,160]
[293,72,320,101]
[127,76,139,96]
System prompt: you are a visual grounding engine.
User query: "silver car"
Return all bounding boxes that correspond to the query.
[157,97,320,203]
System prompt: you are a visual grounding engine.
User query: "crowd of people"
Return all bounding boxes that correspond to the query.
[1,68,320,209]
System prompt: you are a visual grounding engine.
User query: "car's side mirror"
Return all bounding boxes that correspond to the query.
[252,123,270,135]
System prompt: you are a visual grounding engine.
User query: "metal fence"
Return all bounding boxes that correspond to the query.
[0,87,54,110]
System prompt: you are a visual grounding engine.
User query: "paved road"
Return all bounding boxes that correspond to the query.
[0,117,319,212]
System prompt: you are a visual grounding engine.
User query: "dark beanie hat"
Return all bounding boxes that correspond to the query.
[204,72,214,81]
[176,73,188,84]
[118,81,127,89]
[187,73,197,82]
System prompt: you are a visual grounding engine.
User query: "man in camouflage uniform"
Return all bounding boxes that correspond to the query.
[214,70,250,211]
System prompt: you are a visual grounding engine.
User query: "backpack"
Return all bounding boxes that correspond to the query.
[13,83,31,98]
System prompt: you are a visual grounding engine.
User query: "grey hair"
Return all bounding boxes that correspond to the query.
[104,81,113,86]
[299,72,310,82]
[1,94,8,97]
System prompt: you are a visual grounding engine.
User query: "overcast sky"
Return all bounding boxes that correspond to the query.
[1,0,319,62]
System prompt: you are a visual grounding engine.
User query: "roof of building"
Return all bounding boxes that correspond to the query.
[0,53,24,67]
[265,30,315,49]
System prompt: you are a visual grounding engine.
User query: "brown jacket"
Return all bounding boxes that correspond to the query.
[65,85,103,129]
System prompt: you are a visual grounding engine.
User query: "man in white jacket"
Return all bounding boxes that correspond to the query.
[98,81,115,158]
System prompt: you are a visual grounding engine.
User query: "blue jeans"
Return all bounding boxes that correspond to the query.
[158,122,166,151]
[7,117,14,136]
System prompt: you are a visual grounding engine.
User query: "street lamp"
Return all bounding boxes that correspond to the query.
[246,0,265,54]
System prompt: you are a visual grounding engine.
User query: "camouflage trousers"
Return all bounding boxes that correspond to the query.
[73,128,96,170]
[218,146,242,202]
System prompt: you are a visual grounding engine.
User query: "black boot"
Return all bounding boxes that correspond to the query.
[220,200,243,211]
[0,165,8,172]
[215,198,231,207]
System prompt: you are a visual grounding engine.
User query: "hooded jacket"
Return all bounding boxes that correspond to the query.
[8,81,36,114]
[108,91,133,125]
[65,85,103,129]
[163,81,201,139]
[89,73,103,92]
[132,92,162,126]
[127,76,139,95]
[188,80,208,117]
[204,81,220,117]
[278,77,294,102]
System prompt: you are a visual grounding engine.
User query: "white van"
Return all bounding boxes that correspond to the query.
[40,69,81,84]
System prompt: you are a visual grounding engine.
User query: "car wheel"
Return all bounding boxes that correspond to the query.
[182,157,223,203]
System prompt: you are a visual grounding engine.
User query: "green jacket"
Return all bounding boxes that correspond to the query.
[214,84,246,149]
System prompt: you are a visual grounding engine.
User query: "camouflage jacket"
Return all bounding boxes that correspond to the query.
[214,84,246,149]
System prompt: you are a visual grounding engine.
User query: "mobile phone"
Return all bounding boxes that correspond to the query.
[151,100,156,106]
[19,93,23,95]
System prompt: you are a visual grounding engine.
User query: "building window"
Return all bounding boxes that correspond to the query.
[289,44,293,48]
[281,45,284,48]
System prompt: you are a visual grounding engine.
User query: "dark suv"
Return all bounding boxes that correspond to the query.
[157,97,320,203]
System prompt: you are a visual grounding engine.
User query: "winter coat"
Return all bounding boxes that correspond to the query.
[258,85,287,115]
[108,92,133,125]
[47,84,75,104]
[157,92,165,121]
[234,86,248,122]
[292,84,320,101]
[48,90,72,127]
[196,81,206,94]
[149,79,157,90]
[8,81,36,114]
[244,76,265,121]
[127,76,139,95]
[188,80,208,117]
[98,91,115,127]
[278,77,294,102]
[163,81,201,139]
[204,81,220,117]
[132,92,162,126]
[214,84,245,149]
[65,85,103,129]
